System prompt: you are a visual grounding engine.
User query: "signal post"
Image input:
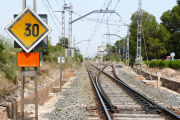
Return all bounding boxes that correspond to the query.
[5,0,51,119]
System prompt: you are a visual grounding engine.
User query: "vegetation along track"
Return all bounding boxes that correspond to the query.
[86,62,180,120]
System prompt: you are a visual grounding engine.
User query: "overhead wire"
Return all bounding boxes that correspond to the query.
[106,0,112,9]
[42,0,61,33]
[107,15,110,44]
[47,0,69,36]
[72,11,120,26]
[111,0,138,34]
[85,0,107,57]
[107,0,121,20]
[106,0,111,44]
[63,0,66,4]
[46,0,62,25]
[55,0,61,11]
[85,0,122,57]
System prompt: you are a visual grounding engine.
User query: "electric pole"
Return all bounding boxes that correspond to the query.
[74,35,75,48]
[136,0,142,74]
[62,5,66,55]
[68,3,73,57]
[126,25,129,67]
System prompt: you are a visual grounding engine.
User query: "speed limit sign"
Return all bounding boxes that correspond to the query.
[5,6,51,53]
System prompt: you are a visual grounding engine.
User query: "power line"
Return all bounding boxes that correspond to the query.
[42,0,61,33]
[108,0,121,20]
[55,0,61,11]
[47,0,69,36]
[85,1,106,56]
[72,11,120,26]
[107,15,110,44]
[46,0,62,25]
[63,0,66,4]
[85,0,107,57]
[107,0,112,9]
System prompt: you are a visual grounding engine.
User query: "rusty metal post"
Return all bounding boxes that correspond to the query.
[60,56,62,92]
[21,2,26,119]
[34,67,38,120]
[21,1,39,120]
[21,67,25,119]
[22,0,26,10]
[33,0,36,13]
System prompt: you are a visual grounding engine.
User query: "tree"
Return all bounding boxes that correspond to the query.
[177,0,180,5]
[114,39,126,56]
[79,54,83,62]
[39,37,52,61]
[57,37,69,48]
[0,37,6,64]
[106,44,113,54]
[160,2,180,58]
[129,10,169,60]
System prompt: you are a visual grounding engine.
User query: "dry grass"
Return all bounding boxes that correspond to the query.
[38,62,51,76]
[0,78,16,100]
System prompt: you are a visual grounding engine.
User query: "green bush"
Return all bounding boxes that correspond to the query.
[79,54,83,62]
[0,38,6,64]
[2,67,18,84]
[129,59,135,67]
[0,36,19,84]
[148,60,180,69]
[122,59,126,64]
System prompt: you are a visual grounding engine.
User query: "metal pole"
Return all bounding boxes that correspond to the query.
[34,67,38,120]
[60,56,62,92]
[74,36,75,48]
[61,5,65,91]
[22,0,26,10]
[21,67,25,119]
[33,1,38,119]
[98,52,99,62]
[71,3,73,53]
[126,25,129,67]
[33,0,36,12]
[68,3,72,57]
[137,0,142,65]
[62,5,65,55]
[21,1,26,119]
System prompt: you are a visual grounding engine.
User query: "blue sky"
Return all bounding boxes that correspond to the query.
[0,0,177,58]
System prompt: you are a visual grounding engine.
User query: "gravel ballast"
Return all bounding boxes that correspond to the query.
[115,65,180,110]
[42,64,97,120]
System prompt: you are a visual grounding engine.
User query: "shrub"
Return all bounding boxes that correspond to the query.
[122,59,126,64]
[148,60,180,70]
[129,59,135,67]
[0,38,6,64]
[2,67,18,84]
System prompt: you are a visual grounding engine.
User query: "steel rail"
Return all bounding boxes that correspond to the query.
[85,63,112,120]
[89,62,180,120]
[95,71,118,112]
[111,65,180,120]
[89,63,117,112]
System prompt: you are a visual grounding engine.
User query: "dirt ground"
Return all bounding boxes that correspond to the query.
[139,63,180,82]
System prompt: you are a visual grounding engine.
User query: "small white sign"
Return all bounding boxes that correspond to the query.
[58,56,65,63]
[156,71,161,88]
[170,52,175,60]
[156,71,161,77]
[170,52,175,57]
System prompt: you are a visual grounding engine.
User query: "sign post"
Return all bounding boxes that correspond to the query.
[170,52,175,60]
[157,71,161,88]
[5,1,51,119]
[5,6,51,53]
[58,56,65,92]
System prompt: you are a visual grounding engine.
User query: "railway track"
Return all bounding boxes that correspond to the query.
[86,62,180,120]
